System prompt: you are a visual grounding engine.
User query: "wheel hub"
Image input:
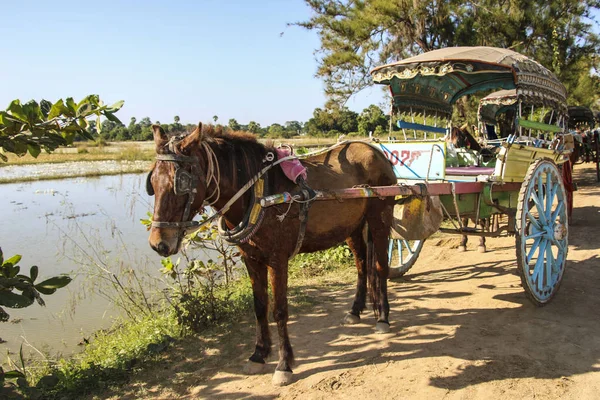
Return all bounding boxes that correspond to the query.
[553,222,567,241]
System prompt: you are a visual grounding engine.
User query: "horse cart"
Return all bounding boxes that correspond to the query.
[264,47,573,306]
[567,105,599,182]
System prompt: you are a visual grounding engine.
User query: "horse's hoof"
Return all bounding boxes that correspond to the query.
[243,360,266,375]
[458,245,467,252]
[342,313,360,325]
[375,321,391,333]
[477,246,487,253]
[272,370,293,386]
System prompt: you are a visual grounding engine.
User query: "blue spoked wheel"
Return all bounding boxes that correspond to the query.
[516,159,568,306]
[388,238,424,279]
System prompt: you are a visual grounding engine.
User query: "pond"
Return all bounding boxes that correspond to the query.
[0,172,170,362]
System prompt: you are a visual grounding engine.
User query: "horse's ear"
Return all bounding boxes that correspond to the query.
[153,125,168,152]
[182,122,203,149]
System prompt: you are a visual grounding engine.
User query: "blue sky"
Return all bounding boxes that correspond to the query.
[0,0,384,127]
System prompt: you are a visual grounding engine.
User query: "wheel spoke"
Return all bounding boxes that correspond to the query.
[526,209,542,230]
[551,202,564,223]
[545,172,553,220]
[546,243,555,287]
[526,237,542,264]
[551,237,566,253]
[532,239,548,292]
[404,240,414,254]
[526,231,545,240]
[398,241,404,265]
[530,191,548,225]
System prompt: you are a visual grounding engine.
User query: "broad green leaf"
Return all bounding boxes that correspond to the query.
[27,143,41,158]
[22,100,43,125]
[96,115,102,133]
[7,100,27,122]
[40,99,52,117]
[107,100,125,112]
[65,97,77,116]
[48,99,70,119]
[0,307,9,322]
[35,286,56,295]
[104,111,122,124]
[77,103,93,117]
[30,266,38,282]
[0,291,34,308]
[3,254,21,268]
[35,275,72,290]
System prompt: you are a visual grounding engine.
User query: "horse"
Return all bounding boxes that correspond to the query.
[146,123,396,386]
[447,126,493,253]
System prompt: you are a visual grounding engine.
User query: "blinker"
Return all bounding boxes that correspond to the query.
[146,171,154,196]
[174,168,194,196]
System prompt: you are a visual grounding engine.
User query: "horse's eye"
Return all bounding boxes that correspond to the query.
[146,171,154,196]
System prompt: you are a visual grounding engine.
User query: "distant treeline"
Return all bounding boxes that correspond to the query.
[91,104,391,141]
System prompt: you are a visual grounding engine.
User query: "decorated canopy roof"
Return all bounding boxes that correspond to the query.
[567,106,595,129]
[371,47,567,118]
[478,89,518,124]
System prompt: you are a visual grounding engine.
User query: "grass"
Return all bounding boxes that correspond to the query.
[0,142,154,167]
[5,245,355,399]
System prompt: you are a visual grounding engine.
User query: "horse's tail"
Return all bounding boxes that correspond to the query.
[365,223,380,311]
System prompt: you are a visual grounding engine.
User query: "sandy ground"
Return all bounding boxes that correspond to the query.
[96,164,600,400]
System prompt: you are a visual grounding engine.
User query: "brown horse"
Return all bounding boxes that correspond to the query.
[147,123,396,386]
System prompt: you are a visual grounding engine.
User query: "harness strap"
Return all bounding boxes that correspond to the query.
[289,177,316,259]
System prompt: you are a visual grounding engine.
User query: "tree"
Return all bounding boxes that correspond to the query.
[285,120,303,135]
[295,0,600,107]
[213,115,219,124]
[247,121,261,134]
[228,118,241,131]
[174,115,180,124]
[358,104,388,136]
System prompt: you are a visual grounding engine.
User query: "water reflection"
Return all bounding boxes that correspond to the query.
[0,174,163,360]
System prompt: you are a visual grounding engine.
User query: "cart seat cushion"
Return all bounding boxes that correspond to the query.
[445,166,495,176]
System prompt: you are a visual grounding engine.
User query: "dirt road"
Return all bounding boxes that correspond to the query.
[101,164,600,399]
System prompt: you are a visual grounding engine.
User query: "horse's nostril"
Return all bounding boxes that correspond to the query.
[157,241,169,256]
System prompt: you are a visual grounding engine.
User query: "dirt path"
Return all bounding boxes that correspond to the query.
[99,164,600,400]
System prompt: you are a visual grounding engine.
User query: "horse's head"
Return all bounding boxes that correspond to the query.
[147,123,212,256]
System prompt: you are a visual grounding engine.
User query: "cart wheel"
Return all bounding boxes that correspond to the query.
[516,159,568,306]
[388,238,424,279]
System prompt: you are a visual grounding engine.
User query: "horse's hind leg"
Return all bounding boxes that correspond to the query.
[241,249,271,375]
[268,261,294,386]
[459,218,469,252]
[343,225,367,325]
[366,207,392,334]
[477,218,488,253]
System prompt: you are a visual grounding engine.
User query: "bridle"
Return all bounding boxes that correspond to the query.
[146,140,220,235]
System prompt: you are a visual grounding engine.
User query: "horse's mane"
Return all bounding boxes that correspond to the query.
[199,125,275,189]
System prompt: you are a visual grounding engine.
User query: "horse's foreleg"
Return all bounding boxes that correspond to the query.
[344,226,367,324]
[459,218,469,252]
[241,251,271,374]
[268,262,294,386]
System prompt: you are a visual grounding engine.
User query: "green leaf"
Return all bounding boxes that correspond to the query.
[35,275,72,291]
[96,115,102,133]
[3,370,25,379]
[30,266,38,282]
[107,100,125,112]
[65,97,77,116]
[40,99,52,117]
[27,143,41,158]
[48,99,70,119]
[0,248,3,265]
[3,254,21,268]
[104,111,122,124]
[0,291,34,308]
[22,100,43,125]
[7,100,27,122]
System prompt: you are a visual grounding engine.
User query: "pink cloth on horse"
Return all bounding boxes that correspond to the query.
[276,148,307,183]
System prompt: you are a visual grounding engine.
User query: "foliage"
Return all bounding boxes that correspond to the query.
[289,244,354,279]
[0,248,71,323]
[158,218,252,334]
[295,0,600,108]
[305,106,360,136]
[0,95,123,161]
